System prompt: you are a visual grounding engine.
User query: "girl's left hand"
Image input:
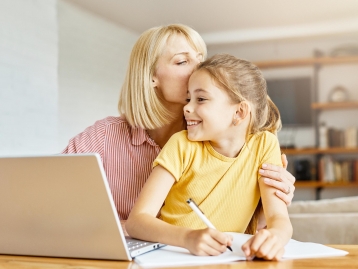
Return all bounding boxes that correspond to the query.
[241,229,285,261]
[259,154,296,205]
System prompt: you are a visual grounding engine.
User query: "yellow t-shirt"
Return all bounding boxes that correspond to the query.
[153,130,282,232]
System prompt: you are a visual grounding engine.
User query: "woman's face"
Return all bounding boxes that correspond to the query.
[153,34,202,106]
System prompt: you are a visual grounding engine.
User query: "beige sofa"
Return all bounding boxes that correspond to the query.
[288,196,358,244]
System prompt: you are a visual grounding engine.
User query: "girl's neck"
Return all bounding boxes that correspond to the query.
[210,135,246,158]
[210,120,249,158]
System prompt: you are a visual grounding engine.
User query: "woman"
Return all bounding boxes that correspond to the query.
[62,24,295,227]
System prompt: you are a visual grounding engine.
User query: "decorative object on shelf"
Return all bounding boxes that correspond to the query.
[319,122,328,149]
[313,49,325,58]
[294,159,312,181]
[330,44,358,57]
[328,86,349,103]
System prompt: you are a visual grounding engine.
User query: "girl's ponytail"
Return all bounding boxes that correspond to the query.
[260,95,282,135]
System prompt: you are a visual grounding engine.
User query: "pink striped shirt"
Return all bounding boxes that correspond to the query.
[62,116,161,220]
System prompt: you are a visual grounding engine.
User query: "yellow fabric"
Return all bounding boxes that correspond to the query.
[153,130,282,232]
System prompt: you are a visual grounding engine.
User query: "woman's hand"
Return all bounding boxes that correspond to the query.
[242,229,285,261]
[184,228,233,256]
[259,154,296,205]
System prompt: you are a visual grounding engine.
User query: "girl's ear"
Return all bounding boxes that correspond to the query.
[233,101,250,126]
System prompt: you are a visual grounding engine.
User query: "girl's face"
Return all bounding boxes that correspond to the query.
[153,34,202,106]
[184,70,238,142]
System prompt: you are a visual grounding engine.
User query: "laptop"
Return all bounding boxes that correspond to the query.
[0,153,165,260]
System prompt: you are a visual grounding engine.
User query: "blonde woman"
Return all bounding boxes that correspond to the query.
[63,24,295,227]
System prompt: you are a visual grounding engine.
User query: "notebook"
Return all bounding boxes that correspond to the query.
[0,153,165,260]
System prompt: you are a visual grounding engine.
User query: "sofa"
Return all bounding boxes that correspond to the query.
[288,196,358,244]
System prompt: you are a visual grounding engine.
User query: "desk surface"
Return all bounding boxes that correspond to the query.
[0,245,357,269]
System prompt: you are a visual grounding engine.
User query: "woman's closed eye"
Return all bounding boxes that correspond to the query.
[177,60,188,65]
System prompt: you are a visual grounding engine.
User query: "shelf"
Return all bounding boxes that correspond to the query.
[311,101,358,110]
[295,181,358,188]
[255,55,358,199]
[282,147,358,155]
[254,56,358,69]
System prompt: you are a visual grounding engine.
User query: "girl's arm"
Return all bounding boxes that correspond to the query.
[260,154,296,206]
[256,154,295,230]
[242,176,293,260]
[126,165,232,256]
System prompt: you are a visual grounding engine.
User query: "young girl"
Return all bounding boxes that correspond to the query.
[126,54,293,260]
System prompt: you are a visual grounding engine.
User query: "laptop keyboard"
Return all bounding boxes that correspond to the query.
[125,237,165,257]
[126,238,153,251]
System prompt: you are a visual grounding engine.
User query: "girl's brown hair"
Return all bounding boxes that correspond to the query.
[196,54,282,234]
[196,53,281,136]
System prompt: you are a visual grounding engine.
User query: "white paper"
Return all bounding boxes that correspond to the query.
[134,232,348,268]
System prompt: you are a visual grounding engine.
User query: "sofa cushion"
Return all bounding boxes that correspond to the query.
[289,212,358,244]
[288,196,358,214]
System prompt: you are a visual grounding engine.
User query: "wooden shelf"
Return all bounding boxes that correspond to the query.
[295,181,358,188]
[282,147,358,155]
[254,56,358,69]
[311,101,358,110]
[255,55,358,199]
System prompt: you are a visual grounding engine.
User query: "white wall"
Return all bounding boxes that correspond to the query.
[0,1,138,156]
[208,34,358,200]
[0,0,58,156]
[58,1,138,150]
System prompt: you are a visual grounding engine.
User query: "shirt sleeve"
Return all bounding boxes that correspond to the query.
[61,119,106,160]
[153,131,192,182]
[259,131,283,170]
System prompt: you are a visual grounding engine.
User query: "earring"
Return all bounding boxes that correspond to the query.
[232,117,239,126]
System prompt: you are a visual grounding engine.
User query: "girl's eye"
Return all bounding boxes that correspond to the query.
[185,98,191,103]
[197,98,206,102]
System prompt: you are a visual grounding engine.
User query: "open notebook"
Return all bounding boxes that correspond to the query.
[0,154,165,260]
[134,232,348,268]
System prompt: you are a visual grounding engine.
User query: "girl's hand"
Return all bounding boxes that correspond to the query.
[259,154,296,205]
[241,229,285,261]
[184,228,233,256]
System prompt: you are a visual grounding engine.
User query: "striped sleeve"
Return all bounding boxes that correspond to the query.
[62,119,106,160]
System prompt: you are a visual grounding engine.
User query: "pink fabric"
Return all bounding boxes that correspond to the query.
[62,116,161,219]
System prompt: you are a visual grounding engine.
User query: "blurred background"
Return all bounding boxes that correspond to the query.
[1,0,358,200]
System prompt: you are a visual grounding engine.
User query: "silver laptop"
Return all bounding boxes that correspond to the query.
[0,153,165,260]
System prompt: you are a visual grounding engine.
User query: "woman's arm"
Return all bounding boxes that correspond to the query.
[242,176,293,260]
[126,165,232,256]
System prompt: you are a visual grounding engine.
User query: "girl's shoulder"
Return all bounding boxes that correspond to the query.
[166,130,202,149]
[248,131,279,147]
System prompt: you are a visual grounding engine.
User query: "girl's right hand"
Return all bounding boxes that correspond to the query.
[184,228,233,256]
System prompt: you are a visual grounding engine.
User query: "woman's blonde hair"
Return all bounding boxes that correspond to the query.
[195,53,281,136]
[118,24,207,129]
[196,54,282,234]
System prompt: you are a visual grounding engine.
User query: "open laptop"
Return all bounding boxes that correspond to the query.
[0,153,165,260]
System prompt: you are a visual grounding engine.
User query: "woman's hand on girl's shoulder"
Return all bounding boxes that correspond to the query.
[184,228,233,256]
[259,154,296,205]
[241,229,285,261]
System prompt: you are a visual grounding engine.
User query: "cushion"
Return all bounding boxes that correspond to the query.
[288,196,358,214]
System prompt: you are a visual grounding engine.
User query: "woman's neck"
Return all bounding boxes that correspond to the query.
[147,115,186,149]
